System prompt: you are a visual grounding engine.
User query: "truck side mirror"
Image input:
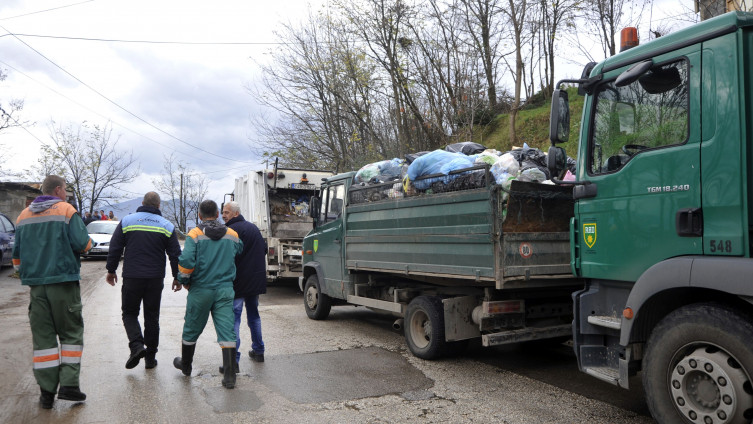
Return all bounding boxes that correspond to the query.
[309,197,321,220]
[615,59,653,87]
[549,89,570,144]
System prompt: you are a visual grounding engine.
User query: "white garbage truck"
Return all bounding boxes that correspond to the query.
[231,164,333,283]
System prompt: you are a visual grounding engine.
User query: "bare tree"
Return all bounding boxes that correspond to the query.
[582,0,649,58]
[36,121,139,213]
[537,0,578,96]
[498,0,529,145]
[0,69,29,177]
[458,0,503,110]
[251,8,394,172]
[153,153,209,232]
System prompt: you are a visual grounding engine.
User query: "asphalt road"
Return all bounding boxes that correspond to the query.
[0,259,654,423]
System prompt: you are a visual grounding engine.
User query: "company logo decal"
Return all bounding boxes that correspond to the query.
[313,239,319,253]
[583,223,597,248]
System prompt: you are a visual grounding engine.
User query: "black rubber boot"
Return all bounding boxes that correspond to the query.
[221,348,236,389]
[218,360,239,374]
[57,386,86,401]
[39,388,55,409]
[173,343,195,376]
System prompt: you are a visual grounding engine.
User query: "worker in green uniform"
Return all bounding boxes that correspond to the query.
[13,175,92,409]
[173,200,243,389]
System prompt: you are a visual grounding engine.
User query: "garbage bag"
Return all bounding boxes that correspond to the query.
[445,141,486,155]
[355,158,406,184]
[518,168,547,183]
[490,153,519,182]
[354,163,380,184]
[406,149,475,190]
[475,152,498,166]
[405,151,430,164]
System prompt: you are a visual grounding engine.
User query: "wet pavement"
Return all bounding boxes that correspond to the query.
[0,260,654,423]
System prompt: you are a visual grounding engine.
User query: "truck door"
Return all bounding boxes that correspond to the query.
[575,47,702,282]
[313,182,347,297]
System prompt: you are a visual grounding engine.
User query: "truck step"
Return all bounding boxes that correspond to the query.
[583,366,619,386]
[586,315,621,330]
[346,295,405,314]
[481,324,571,346]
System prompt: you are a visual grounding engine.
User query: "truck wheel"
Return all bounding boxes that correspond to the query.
[643,303,753,424]
[405,296,447,360]
[303,275,331,320]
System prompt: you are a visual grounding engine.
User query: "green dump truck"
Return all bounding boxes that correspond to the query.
[303,12,753,423]
[301,168,581,356]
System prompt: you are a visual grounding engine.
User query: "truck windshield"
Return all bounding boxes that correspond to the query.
[320,183,345,223]
[589,60,689,174]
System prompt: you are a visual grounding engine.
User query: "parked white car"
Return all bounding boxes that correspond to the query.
[84,220,119,258]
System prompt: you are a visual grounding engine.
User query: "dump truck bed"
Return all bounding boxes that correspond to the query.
[345,179,574,288]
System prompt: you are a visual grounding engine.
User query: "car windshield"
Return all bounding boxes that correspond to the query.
[87,221,118,235]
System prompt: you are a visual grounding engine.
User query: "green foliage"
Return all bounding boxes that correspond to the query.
[473,87,583,159]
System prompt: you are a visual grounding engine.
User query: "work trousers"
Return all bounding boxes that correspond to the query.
[233,296,265,362]
[29,281,84,393]
[181,286,236,347]
[122,277,164,354]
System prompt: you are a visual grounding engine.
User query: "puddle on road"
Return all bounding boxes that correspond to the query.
[249,346,434,404]
[204,387,263,413]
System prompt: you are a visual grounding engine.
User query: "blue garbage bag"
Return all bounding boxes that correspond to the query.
[407,150,475,190]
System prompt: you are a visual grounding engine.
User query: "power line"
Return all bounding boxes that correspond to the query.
[0,25,256,164]
[0,0,96,21]
[0,59,225,165]
[1,33,291,45]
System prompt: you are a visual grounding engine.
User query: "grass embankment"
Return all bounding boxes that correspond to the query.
[471,87,583,159]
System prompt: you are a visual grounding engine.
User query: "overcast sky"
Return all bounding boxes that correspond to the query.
[0,0,693,208]
[0,0,326,205]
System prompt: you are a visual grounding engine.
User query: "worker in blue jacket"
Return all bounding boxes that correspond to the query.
[106,192,182,370]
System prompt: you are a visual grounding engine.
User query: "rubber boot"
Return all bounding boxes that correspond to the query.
[218,360,239,374]
[221,348,236,389]
[173,343,195,376]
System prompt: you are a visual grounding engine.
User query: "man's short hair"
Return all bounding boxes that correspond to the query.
[41,175,66,195]
[199,200,218,218]
[225,201,241,214]
[143,191,160,208]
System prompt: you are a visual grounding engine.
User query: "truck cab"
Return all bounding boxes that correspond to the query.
[548,12,753,423]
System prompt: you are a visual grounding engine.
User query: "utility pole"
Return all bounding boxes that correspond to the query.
[180,173,185,232]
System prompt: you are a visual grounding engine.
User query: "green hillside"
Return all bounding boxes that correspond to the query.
[472,87,583,159]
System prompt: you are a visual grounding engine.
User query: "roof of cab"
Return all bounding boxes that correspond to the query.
[593,11,753,76]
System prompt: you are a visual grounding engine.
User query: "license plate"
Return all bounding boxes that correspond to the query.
[290,183,315,189]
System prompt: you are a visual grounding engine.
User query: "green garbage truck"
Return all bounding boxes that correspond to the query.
[545,11,753,424]
[302,11,753,423]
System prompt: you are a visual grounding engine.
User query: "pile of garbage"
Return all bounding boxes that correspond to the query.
[349,141,575,205]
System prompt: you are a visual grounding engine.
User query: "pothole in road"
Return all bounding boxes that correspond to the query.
[249,346,434,404]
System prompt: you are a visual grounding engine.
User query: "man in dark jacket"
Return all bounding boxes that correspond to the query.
[221,201,267,371]
[105,192,182,369]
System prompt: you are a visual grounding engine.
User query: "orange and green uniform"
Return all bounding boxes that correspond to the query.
[177,220,242,350]
[12,197,92,394]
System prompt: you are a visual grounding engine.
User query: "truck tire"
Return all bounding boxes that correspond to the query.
[303,275,331,320]
[405,296,447,360]
[642,303,753,424]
